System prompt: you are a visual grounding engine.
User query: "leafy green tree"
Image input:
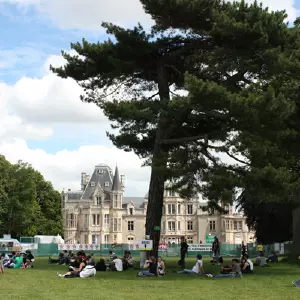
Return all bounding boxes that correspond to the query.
[0,156,62,237]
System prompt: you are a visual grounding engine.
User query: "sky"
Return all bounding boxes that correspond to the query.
[0,0,299,196]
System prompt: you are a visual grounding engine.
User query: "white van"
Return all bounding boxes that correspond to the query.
[0,238,22,253]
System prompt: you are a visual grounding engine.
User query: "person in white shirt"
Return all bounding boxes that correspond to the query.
[242,255,254,273]
[177,255,204,274]
[80,265,96,278]
[112,258,123,272]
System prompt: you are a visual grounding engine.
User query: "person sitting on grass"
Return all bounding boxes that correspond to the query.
[24,250,35,269]
[177,254,204,275]
[1,253,10,267]
[7,252,23,269]
[95,258,107,272]
[124,251,134,268]
[255,252,268,267]
[137,256,157,277]
[157,256,165,276]
[57,257,87,278]
[267,251,278,263]
[0,255,4,275]
[109,250,117,261]
[207,259,242,279]
[241,255,253,273]
[108,256,123,272]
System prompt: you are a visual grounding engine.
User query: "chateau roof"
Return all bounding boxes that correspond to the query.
[81,164,113,200]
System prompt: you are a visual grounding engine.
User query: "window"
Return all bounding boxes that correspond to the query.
[96,196,101,205]
[129,208,133,215]
[234,221,238,230]
[113,218,121,231]
[92,235,100,244]
[238,221,243,231]
[91,181,95,187]
[128,221,134,231]
[178,221,181,231]
[169,191,175,197]
[128,237,134,241]
[187,204,193,215]
[104,235,109,247]
[92,214,100,226]
[168,204,176,215]
[99,169,103,174]
[104,214,109,227]
[177,204,181,215]
[105,181,109,187]
[187,221,193,231]
[168,221,175,231]
[68,214,77,228]
[187,237,193,244]
[62,195,65,209]
[84,214,89,228]
[84,235,88,244]
[225,220,230,230]
[209,220,216,231]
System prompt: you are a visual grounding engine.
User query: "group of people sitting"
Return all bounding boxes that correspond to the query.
[175,253,254,279]
[52,249,136,278]
[0,250,35,272]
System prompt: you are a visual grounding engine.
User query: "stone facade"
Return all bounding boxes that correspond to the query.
[62,164,254,245]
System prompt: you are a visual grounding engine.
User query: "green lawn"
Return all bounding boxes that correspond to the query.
[1,257,300,300]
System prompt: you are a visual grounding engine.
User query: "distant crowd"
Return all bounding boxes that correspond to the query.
[1,236,294,285]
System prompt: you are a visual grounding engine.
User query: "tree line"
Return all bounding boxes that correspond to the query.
[0,155,62,237]
[51,0,300,257]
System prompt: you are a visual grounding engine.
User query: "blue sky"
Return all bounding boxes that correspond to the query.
[0,0,299,195]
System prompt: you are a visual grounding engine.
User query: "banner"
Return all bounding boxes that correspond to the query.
[188,244,212,252]
[138,240,153,251]
[158,244,168,251]
[58,244,101,251]
[128,243,139,251]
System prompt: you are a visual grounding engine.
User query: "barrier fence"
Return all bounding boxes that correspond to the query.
[16,242,290,258]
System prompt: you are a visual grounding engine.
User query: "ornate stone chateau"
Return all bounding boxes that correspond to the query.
[62,164,254,245]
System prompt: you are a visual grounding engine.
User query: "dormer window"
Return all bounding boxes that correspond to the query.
[169,191,175,197]
[96,196,101,205]
[91,181,95,187]
[105,182,109,187]
[129,208,133,215]
[99,169,104,174]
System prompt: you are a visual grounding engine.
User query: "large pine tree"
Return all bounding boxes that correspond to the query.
[51,0,298,256]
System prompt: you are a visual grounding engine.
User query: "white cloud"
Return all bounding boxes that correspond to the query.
[1,0,298,31]
[0,139,150,196]
[1,0,153,31]
[2,52,106,124]
[0,52,150,196]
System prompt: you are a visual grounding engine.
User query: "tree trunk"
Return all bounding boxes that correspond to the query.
[292,205,300,260]
[145,63,170,258]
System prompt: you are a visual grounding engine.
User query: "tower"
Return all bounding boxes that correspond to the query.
[110,166,123,243]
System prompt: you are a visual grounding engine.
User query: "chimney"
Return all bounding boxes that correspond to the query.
[81,172,86,190]
[120,175,125,188]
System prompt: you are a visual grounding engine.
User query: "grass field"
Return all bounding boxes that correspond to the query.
[1,257,300,300]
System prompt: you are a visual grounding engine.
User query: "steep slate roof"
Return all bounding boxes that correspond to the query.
[123,197,145,208]
[81,164,113,200]
[67,191,83,200]
[112,166,122,191]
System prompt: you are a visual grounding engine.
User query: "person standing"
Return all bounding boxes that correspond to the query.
[212,237,220,265]
[180,236,189,269]
[241,241,247,258]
